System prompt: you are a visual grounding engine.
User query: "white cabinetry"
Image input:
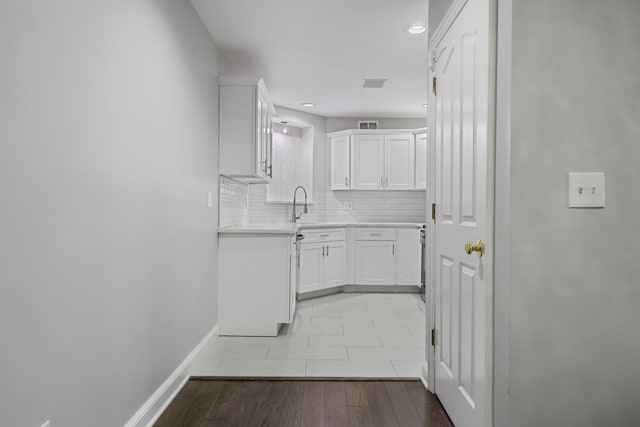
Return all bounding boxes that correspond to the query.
[219,77,275,183]
[354,228,396,285]
[299,230,346,293]
[338,131,416,190]
[414,131,427,190]
[384,134,415,190]
[218,232,295,336]
[395,228,422,285]
[298,226,422,293]
[331,134,351,190]
[355,240,396,285]
[352,134,385,189]
[354,227,422,286]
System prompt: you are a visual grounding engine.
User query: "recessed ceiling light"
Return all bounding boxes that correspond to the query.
[407,24,426,35]
[301,103,315,107]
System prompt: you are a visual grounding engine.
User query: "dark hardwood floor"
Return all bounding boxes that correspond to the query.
[154,379,454,427]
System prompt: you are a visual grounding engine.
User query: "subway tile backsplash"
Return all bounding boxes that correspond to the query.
[219,176,248,228]
[219,177,427,226]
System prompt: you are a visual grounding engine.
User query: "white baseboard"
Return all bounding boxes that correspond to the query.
[123,324,219,427]
[420,360,430,390]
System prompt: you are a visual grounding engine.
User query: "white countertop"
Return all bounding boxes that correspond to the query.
[218,222,425,234]
[218,224,298,234]
[297,222,424,229]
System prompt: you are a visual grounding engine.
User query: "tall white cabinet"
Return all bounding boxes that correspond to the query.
[219,76,275,183]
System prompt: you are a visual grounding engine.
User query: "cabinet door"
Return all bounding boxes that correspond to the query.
[414,133,427,189]
[323,241,346,289]
[384,134,415,190]
[352,134,384,189]
[355,241,396,285]
[395,229,422,285]
[299,243,324,293]
[331,135,351,190]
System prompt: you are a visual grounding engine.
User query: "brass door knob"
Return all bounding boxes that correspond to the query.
[465,240,484,257]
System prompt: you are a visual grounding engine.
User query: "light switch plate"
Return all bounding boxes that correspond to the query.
[343,201,353,210]
[568,172,605,208]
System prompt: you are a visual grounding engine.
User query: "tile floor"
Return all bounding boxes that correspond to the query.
[192,292,426,378]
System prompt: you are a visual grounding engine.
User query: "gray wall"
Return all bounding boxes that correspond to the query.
[326,117,426,133]
[429,0,454,36]
[509,0,640,425]
[0,1,225,426]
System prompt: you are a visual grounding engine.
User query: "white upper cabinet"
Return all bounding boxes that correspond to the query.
[331,135,351,190]
[219,77,275,183]
[414,132,427,190]
[329,130,423,191]
[384,134,415,190]
[352,134,385,189]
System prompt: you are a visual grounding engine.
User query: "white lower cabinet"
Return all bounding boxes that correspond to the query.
[323,241,346,288]
[299,243,324,293]
[395,228,422,285]
[355,240,396,285]
[299,238,346,293]
[218,232,296,336]
[298,226,423,294]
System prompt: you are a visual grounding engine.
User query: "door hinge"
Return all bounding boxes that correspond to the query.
[431,203,436,220]
[432,77,437,95]
[431,329,436,346]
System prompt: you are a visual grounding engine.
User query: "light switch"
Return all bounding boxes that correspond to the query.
[568,172,605,208]
[343,201,353,210]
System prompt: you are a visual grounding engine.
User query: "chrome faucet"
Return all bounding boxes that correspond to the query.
[292,186,308,223]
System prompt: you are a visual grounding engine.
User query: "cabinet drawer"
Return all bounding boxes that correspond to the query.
[301,228,345,243]
[355,228,396,241]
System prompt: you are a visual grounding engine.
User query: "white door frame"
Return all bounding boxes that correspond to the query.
[424,0,512,426]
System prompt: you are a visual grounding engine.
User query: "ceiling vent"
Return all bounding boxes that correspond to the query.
[362,79,387,89]
[358,120,379,130]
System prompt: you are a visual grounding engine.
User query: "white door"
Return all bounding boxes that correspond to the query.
[299,243,323,293]
[395,229,421,286]
[415,133,428,189]
[352,134,384,189]
[354,241,396,285]
[384,134,415,190]
[331,135,351,190]
[322,241,346,288]
[432,0,490,426]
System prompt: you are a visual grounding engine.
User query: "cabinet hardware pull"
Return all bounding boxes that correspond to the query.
[386,177,389,188]
[370,233,382,236]
[322,246,325,257]
[345,177,348,186]
[320,234,329,237]
[392,244,395,255]
[326,245,329,256]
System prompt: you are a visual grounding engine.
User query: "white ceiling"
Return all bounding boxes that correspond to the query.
[191,0,429,118]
